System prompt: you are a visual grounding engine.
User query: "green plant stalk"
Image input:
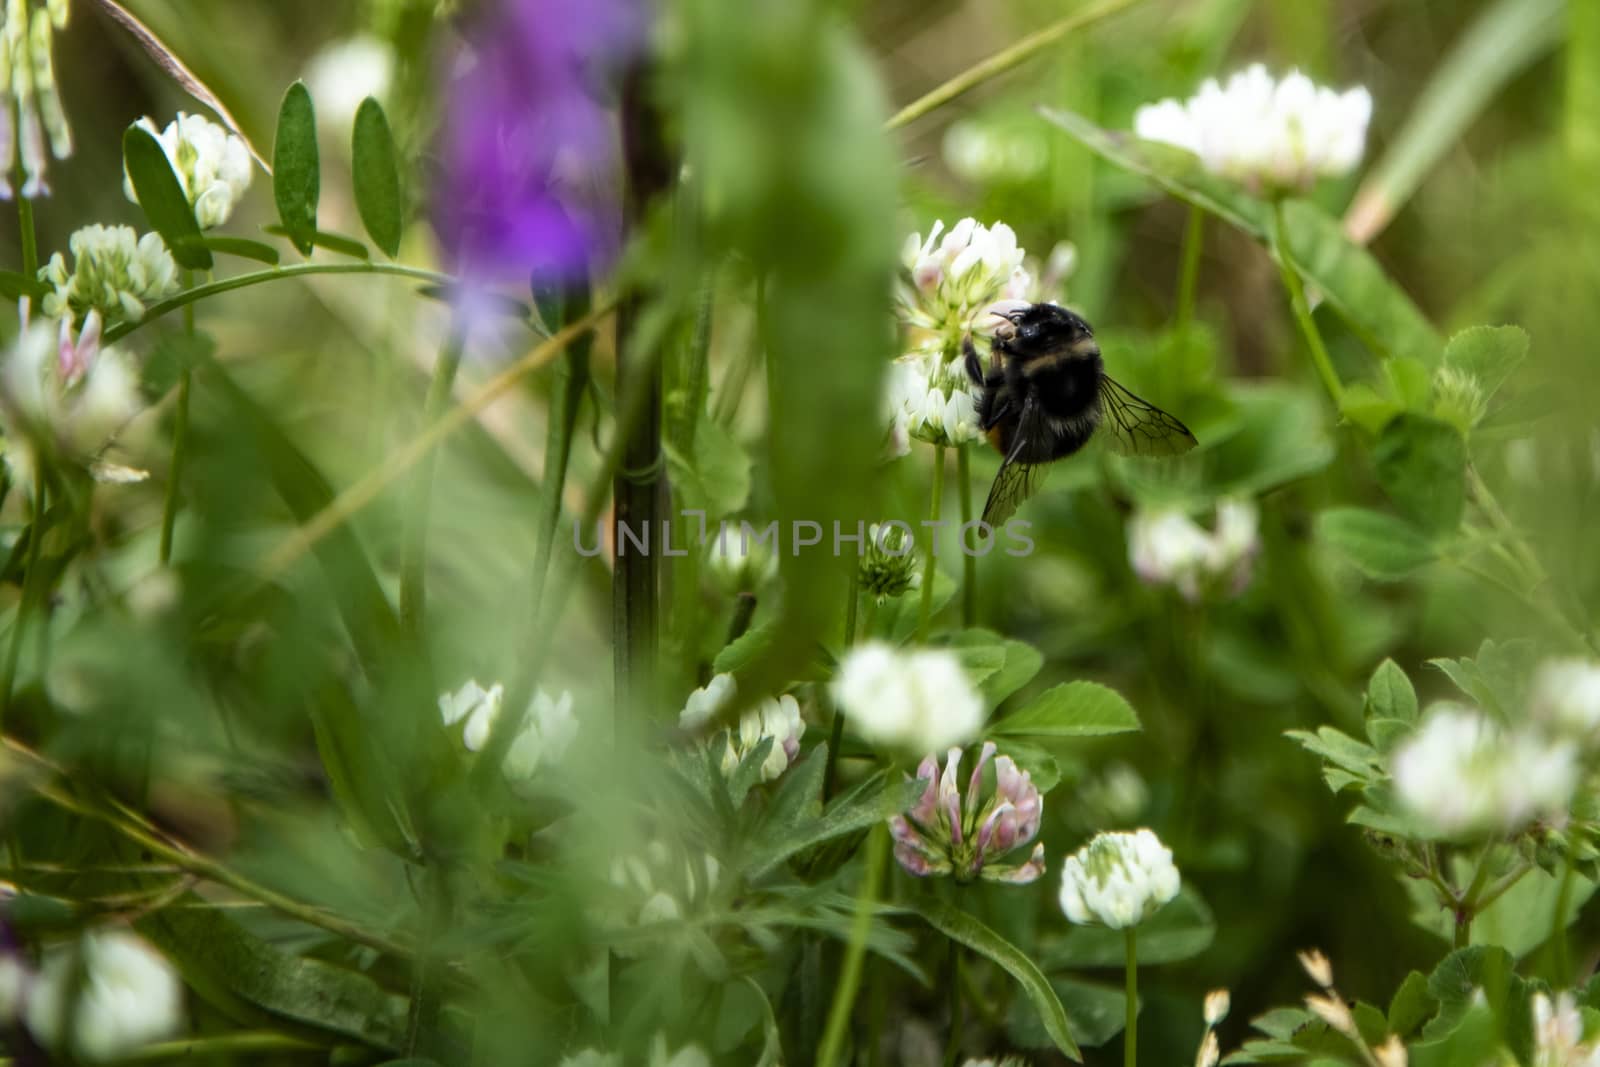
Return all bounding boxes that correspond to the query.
[916,445,947,640]
[158,282,198,564]
[1175,205,1204,330]
[102,263,457,345]
[11,752,409,960]
[17,195,38,279]
[0,483,47,718]
[1124,928,1139,1067]
[817,822,888,1067]
[1548,857,1577,986]
[399,324,466,634]
[885,0,1144,129]
[1454,843,1499,949]
[957,447,975,627]
[1272,199,1344,407]
[943,938,964,1067]
[525,345,589,620]
[824,568,861,799]
[117,1032,324,1061]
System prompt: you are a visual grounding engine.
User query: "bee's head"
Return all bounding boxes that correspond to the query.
[990,301,1096,359]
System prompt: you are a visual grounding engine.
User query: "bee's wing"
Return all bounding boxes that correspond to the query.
[981,394,1050,526]
[1097,376,1199,457]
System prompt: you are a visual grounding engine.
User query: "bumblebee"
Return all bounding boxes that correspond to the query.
[964,302,1198,524]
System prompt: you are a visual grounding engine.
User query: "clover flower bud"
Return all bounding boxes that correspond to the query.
[39,224,180,329]
[124,112,253,229]
[831,642,984,755]
[679,677,803,782]
[859,522,920,603]
[1431,365,1487,432]
[1128,498,1259,602]
[24,928,185,1062]
[1530,658,1600,745]
[0,318,142,489]
[1374,1036,1407,1067]
[1390,703,1576,838]
[1,0,73,199]
[1297,948,1333,989]
[889,743,1046,884]
[1305,993,1357,1036]
[1058,829,1180,929]
[1133,65,1372,193]
[1204,989,1231,1026]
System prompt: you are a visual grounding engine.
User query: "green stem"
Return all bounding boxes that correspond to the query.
[817,823,888,1067]
[825,570,862,801]
[885,0,1144,129]
[17,195,38,279]
[13,748,409,960]
[119,1032,322,1061]
[957,447,975,627]
[916,445,947,641]
[1,482,47,718]
[1271,198,1344,407]
[943,938,964,1067]
[1126,927,1139,1067]
[527,294,593,622]
[1549,856,1577,986]
[1454,842,1499,948]
[158,283,197,564]
[1175,205,1204,329]
[1124,927,1139,1067]
[102,263,457,345]
[399,323,466,635]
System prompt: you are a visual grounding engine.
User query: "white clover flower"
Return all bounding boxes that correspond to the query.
[558,1038,711,1067]
[1058,828,1181,929]
[886,353,983,449]
[1133,65,1372,192]
[504,689,579,780]
[889,742,1046,884]
[306,36,395,131]
[608,842,721,929]
[1530,658,1600,744]
[1,0,72,199]
[1532,991,1600,1067]
[439,678,504,752]
[439,679,576,781]
[0,954,28,1021]
[831,642,984,755]
[678,677,804,782]
[24,929,184,1062]
[39,224,180,327]
[705,525,778,593]
[0,318,143,488]
[1127,498,1259,602]
[1391,703,1577,838]
[678,672,737,732]
[898,217,1029,338]
[124,112,253,229]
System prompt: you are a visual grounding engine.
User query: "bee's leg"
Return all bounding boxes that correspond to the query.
[963,336,984,386]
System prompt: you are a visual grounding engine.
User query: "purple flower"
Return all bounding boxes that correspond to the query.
[887,742,1046,885]
[434,0,644,290]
